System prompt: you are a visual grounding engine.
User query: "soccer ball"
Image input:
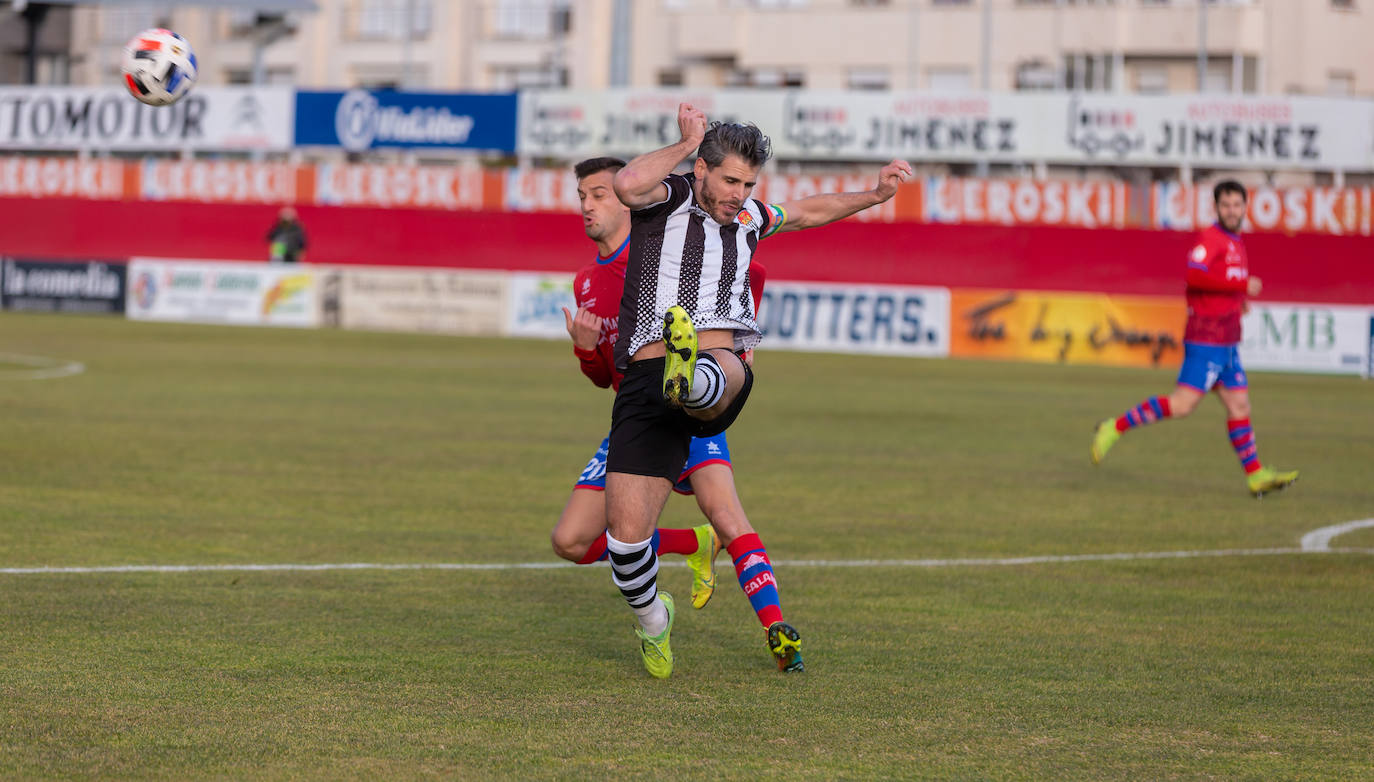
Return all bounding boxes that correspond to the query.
[121,28,198,107]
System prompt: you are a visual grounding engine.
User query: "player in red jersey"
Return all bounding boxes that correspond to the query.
[1091,180,1298,497]
[549,157,801,670]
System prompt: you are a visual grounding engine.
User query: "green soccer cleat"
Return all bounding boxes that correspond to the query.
[767,621,804,673]
[1248,467,1300,498]
[633,592,676,679]
[1090,419,1121,465]
[685,524,720,610]
[662,306,698,408]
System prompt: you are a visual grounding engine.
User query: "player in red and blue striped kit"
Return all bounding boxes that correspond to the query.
[1091,180,1298,497]
[550,157,801,672]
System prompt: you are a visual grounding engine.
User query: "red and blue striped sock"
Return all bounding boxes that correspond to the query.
[575,528,698,565]
[727,533,783,628]
[1227,418,1263,474]
[1115,396,1172,432]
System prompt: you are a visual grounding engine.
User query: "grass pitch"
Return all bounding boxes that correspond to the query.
[2,312,1373,779]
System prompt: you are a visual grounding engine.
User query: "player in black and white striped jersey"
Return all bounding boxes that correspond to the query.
[601,102,913,678]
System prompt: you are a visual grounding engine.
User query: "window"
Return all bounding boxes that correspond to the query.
[848,67,890,91]
[927,67,972,92]
[658,68,684,87]
[99,4,161,42]
[491,0,572,39]
[354,0,433,40]
[490,65,568,90]
[1331,0,1355,8]
[1134,66,1168,94]
[226,67,296,86]
[730,67,804,87]
[1015,61,1057,91]
[1327,71,1355,95]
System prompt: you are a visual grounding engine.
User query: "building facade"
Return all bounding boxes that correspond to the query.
[46,0,1371,97]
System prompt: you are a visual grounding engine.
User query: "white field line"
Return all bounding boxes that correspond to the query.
[1301,518,1374,552]
[2,520,1371,576]
[0,353,85,380]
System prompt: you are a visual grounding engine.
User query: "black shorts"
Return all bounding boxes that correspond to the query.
[607,355,755,481]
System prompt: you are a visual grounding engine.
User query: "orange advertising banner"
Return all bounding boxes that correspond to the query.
[140,160,304,204]
[949,288,1187,368]
[0,156,129,200]
[925,177,1131,229]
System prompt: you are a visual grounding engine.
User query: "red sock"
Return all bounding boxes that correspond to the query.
[1227,418,1263,474]
[576,535,607,565]
[1115,396,1172,432]
[727,533,784,628]
[655,528,699,556]
[577,528,697,564]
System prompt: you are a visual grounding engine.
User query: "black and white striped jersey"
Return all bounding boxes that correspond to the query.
[614,172,786,370]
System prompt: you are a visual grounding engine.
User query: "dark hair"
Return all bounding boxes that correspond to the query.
[697,122,772,169]
[1214,180,1247,204]
[574,156,626,180]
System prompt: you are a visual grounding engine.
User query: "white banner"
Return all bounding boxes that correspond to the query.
[0,87,294,152]
[1240,301,1374,375]
[519,89,787,160]
[127,258,317,327]
[756,281,950,357]
[519,89,1374,171]
[318,266,508,336]
[1048,93,1374,171]
[506,272,576,339]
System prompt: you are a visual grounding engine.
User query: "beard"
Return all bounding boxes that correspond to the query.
[700,187,740,224]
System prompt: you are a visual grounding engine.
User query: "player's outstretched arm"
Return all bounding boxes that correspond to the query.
[772,159,913,234]
[613,103,707,210]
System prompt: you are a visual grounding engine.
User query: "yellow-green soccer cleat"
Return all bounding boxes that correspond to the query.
[767,621,804,673]
[1247,467,1300,498]
[662,306,698,408]
[685,524,720,609]
[633,592,676,679]
[1090,419,1121,465]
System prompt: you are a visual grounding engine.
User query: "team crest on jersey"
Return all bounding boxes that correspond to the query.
[736,210,756,229]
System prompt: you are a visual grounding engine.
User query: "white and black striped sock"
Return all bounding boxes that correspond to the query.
[606,533,667,635]
[684,353,726,410]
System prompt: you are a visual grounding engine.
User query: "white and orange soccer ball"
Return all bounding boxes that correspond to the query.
[121,28,198,107]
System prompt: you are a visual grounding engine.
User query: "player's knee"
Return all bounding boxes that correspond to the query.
[550,528,588,562]
[1228,398,1252,419]
[700,503,751,542]
[1169,393,1199,417]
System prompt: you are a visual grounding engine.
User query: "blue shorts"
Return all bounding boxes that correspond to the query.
[1177,342,1248,392]
[575,432,732,496]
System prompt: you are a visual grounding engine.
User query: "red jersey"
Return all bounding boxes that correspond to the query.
[572,237,767,391]
[1184,223,1249,345]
